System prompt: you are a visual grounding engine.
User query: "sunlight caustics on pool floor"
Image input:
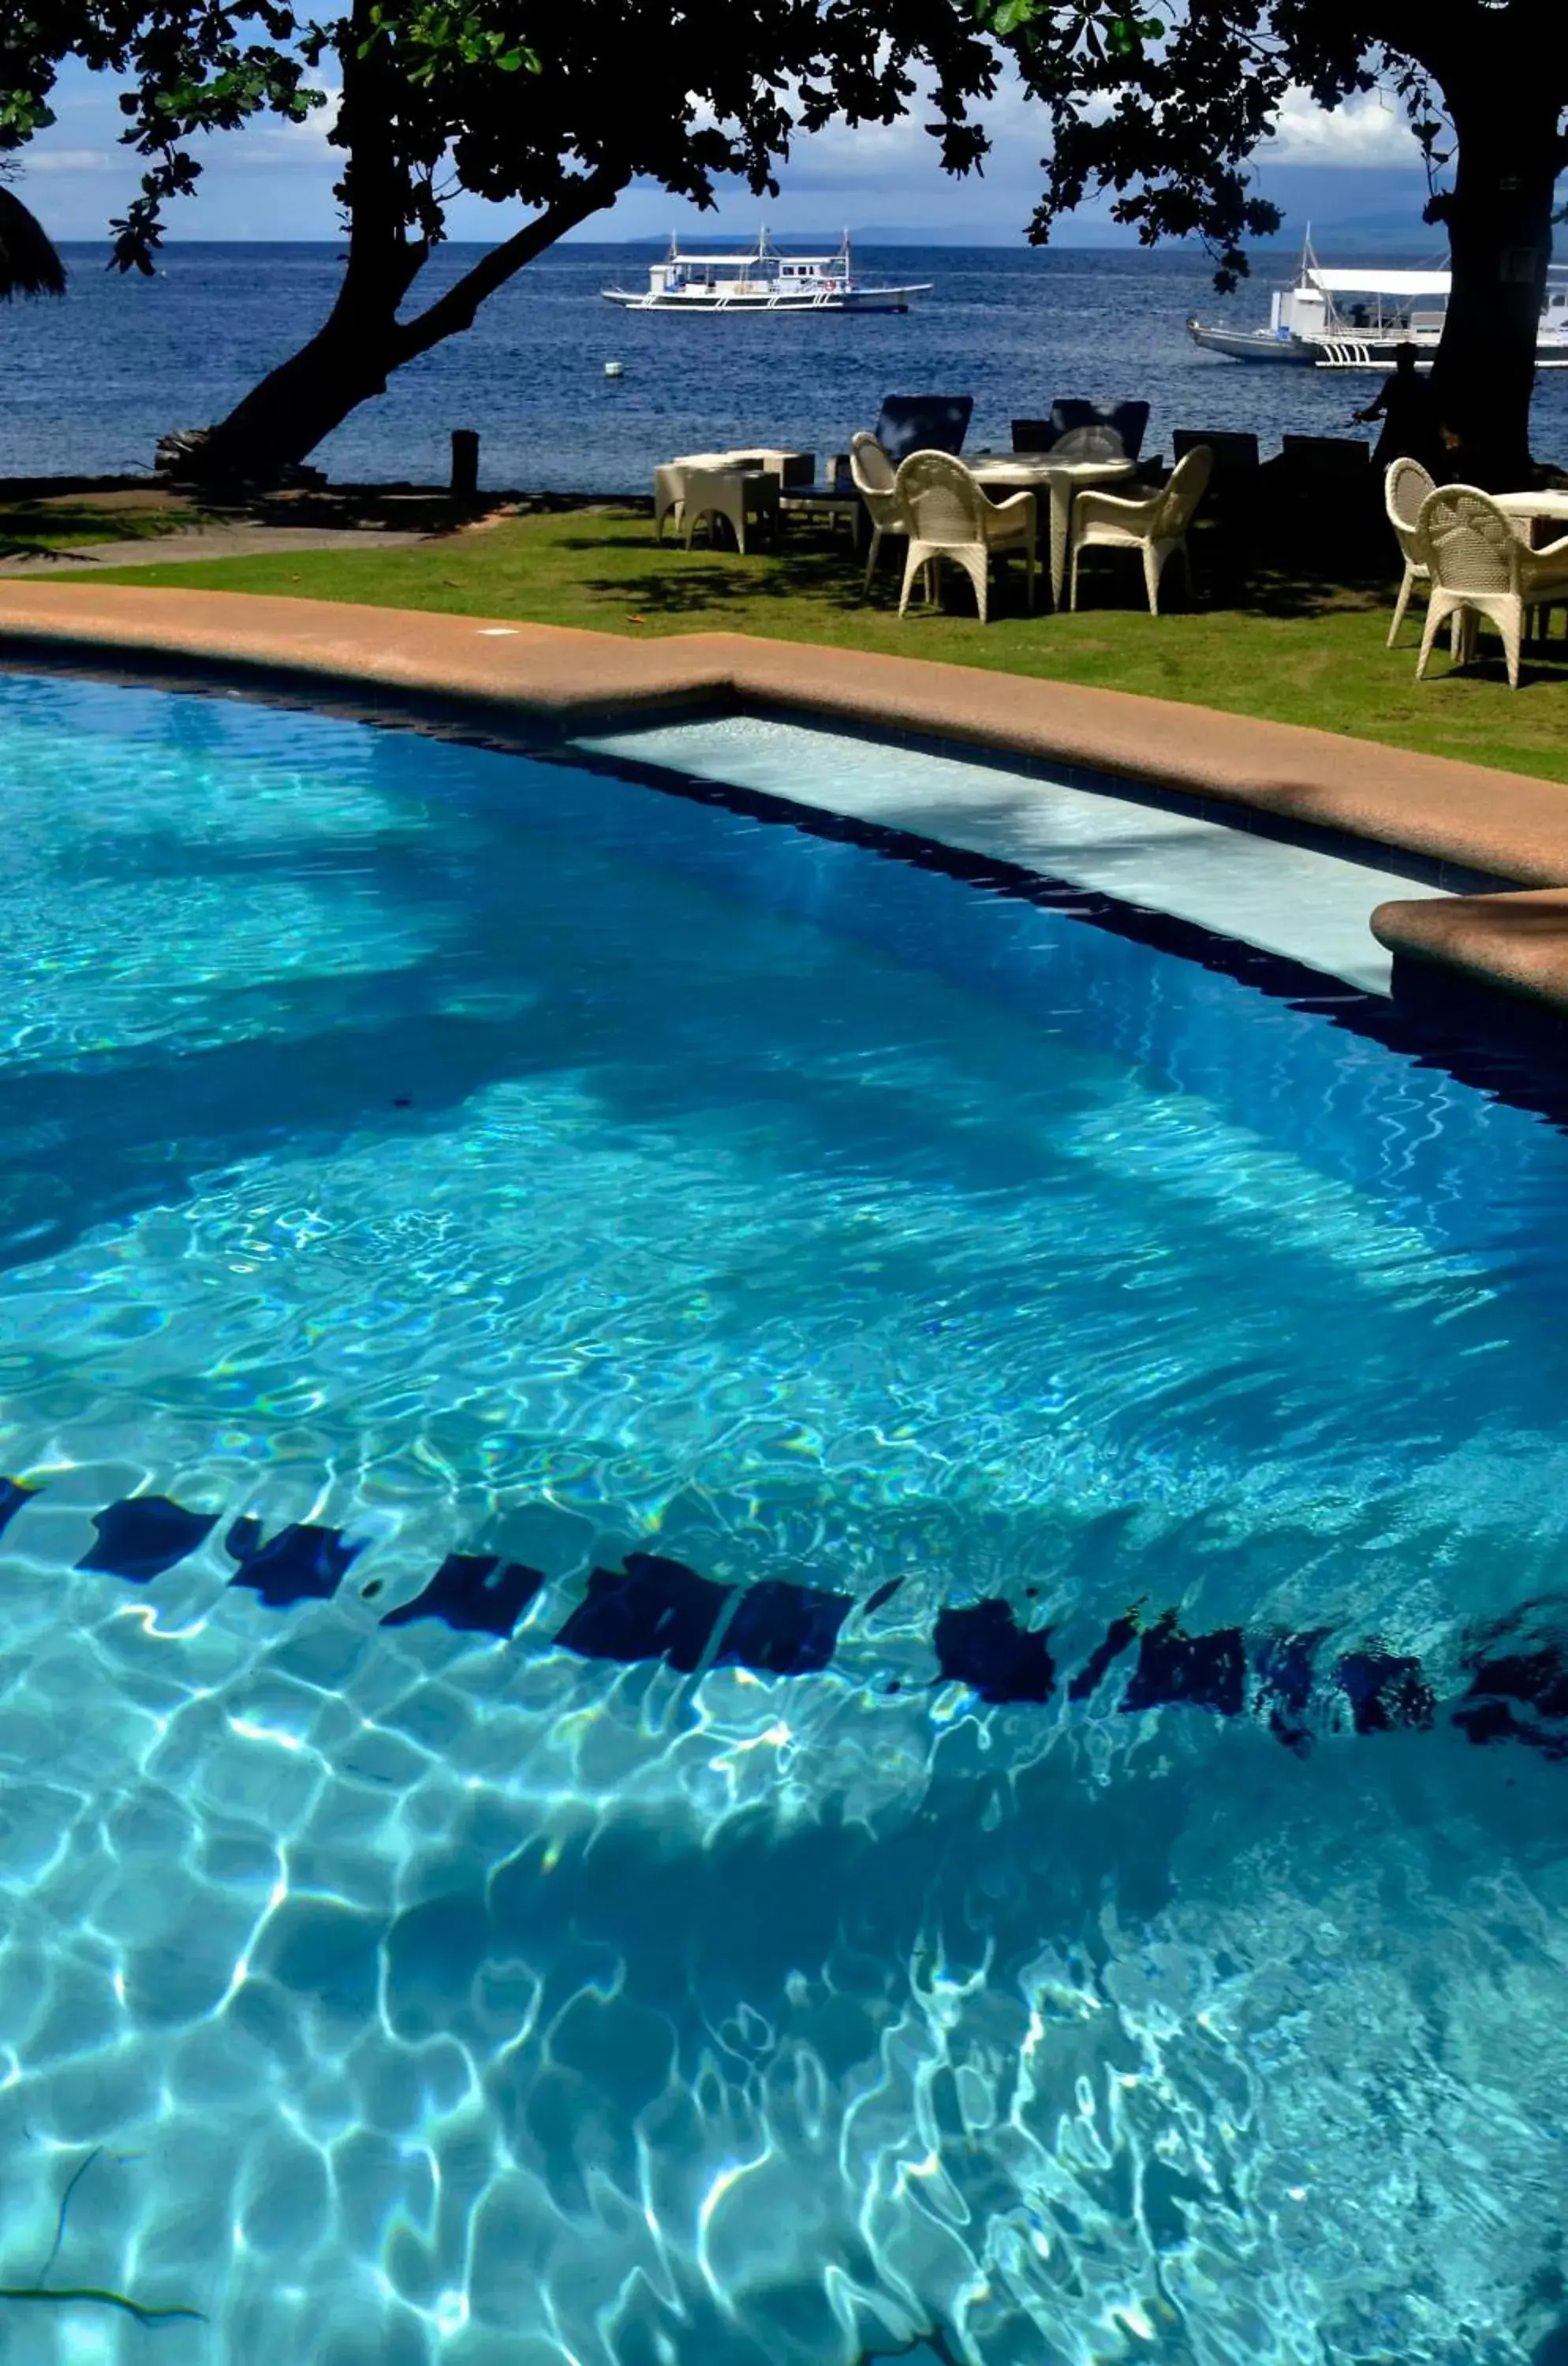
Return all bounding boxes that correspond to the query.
[0,671,1566,2365]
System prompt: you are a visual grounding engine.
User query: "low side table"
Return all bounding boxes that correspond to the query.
[681,467,781,556]
[656,448,813,538]
[778,487,863,545]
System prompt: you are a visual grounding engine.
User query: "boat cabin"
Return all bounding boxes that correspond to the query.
[1270,263,1451,349]
[645,231,848,300]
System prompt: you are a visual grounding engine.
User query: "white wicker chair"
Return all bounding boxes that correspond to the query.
[1416,484,1568,689]
[1383,457,1436,647]
[848,431,909,597]
[1068,445,1211,614]
[893,451,1036,625]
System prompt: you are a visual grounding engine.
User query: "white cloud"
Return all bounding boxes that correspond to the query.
[1260,86,1424,169]
[23,146,121,174]
[245,80,342,163]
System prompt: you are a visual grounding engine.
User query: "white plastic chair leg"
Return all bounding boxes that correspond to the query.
[1069,544,1082,611]
[1502,610,1522,689]
[1143,542,1163,616]
[1387,564,1415,648]
[1416,595,1448,681]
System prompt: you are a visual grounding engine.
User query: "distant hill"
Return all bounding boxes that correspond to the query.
[1249,212,1447,259]
[610,226,1036,248]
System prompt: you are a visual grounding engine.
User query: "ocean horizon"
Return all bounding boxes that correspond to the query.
[6,241,1564,491]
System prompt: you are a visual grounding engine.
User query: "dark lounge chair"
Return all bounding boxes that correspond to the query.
[1174,427,1259,478]
[1012,400,1151,460]
[1264,434,1380,561]
[1280,433,1372,476]
[1052,398,1150,461]
[873,394,973,463]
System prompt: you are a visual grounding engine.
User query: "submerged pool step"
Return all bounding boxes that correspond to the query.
[6,1477,1568,1771]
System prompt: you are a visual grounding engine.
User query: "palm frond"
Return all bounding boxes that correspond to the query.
[0,185,66,302]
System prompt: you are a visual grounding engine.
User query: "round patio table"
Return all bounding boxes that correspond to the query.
[1495,487,1568,540]
[969,453,1140,605]
[1495,487,1568,643]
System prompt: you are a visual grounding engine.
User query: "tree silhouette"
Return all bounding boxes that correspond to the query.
[0,181,65,302]
[156,0,1004,483]
[991,0,1567,480]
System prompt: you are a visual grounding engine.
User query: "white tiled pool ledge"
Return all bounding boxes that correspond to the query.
[575,712,1448,997]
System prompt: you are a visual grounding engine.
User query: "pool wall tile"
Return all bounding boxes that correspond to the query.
[226,1518,365,1610]
[554,1553,734,1673]
[932,1599,1056,1706]
[0,1476,39,1539]
[77,1495,219,1581]
[1121,1616,1247,1719]
[715,1579,854,1677]
[380,1554,545,1638]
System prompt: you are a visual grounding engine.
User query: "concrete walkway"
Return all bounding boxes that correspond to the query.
[0,522,431,575]
[0,578,1563,1016]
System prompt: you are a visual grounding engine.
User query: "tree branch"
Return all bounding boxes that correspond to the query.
[392,164,626,360]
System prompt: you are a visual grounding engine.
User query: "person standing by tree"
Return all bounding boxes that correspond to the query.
[1353,343,1446,475]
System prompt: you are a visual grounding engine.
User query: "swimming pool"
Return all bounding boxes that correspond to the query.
[1,667,1566,2364]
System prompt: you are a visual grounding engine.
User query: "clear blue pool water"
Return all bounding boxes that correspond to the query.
[2,669,1568,2364]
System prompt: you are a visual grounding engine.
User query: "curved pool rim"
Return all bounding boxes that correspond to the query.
[2,636,1566,1139]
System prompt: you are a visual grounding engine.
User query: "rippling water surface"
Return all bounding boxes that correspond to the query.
[2,671,1568,2364]
[7,242,1568,487]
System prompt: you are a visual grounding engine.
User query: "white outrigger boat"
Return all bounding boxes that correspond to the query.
[1189,235,1568,370]
[601,230,931,314]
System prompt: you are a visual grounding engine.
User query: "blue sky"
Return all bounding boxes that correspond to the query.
[22,54,1440,250]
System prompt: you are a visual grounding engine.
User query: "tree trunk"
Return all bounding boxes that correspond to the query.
[172,0,623,487]
[185,310,403,483]
[180,176,623,487]
[1431,76,1562,487]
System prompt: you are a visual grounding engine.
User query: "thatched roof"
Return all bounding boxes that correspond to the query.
[0,185,66,301]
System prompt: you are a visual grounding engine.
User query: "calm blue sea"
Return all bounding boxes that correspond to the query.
[6,240,1566,491]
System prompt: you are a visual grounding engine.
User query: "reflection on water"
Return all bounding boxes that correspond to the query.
[1,671,1567,2362]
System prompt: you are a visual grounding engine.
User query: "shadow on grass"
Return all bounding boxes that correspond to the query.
[239,488,648,537]
[1418,643,1568,692]
[0,502,190,559]
[581,537,874,618]
[573,509,1411,632]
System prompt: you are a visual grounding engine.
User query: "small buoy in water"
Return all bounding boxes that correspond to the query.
[604,360,624,379]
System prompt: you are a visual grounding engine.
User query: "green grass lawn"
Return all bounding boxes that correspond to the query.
[0,496,194,554]
[87,501,1568,786]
